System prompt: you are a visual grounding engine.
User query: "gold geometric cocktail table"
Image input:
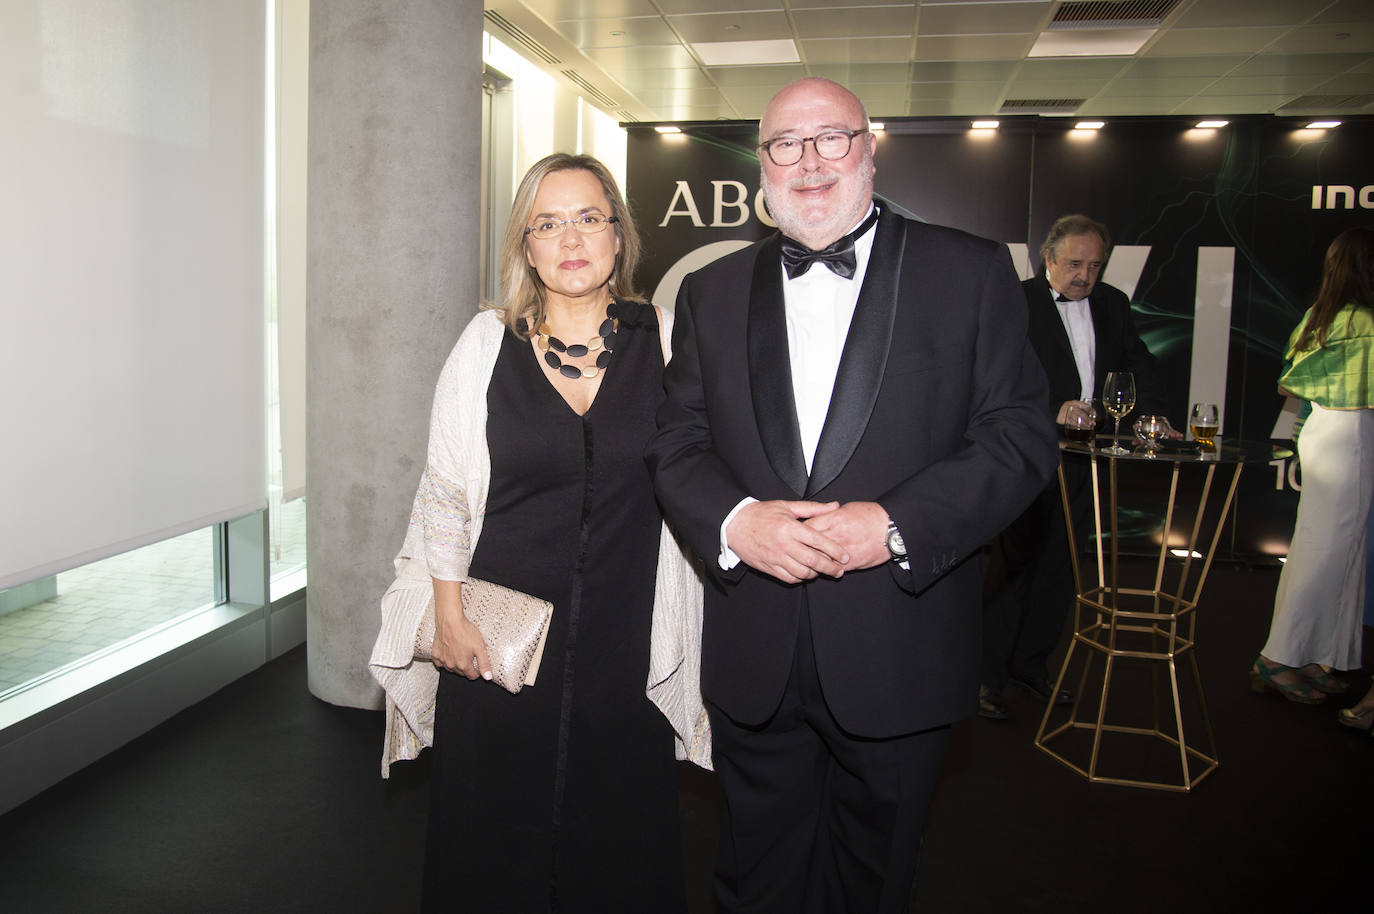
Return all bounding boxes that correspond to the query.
[1034,437,1291,792]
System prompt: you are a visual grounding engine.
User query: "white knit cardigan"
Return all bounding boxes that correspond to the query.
[368,308,710,776]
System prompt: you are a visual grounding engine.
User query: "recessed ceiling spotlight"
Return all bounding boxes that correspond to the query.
[868,122,885,132]
[1195,120,1228,129]
[1306,120,1341,129]
[654,126,682,135]
[1074,121,1105,130]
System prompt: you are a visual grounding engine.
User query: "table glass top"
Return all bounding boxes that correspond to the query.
[1059,436,1293,464]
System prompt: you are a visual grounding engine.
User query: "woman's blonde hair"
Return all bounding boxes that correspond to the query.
[493,153,643,334]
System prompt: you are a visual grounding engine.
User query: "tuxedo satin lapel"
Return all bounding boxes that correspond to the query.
[748,234,808,495]
[805,209,907,497]
[1087,290,1114,389]
[1088,291,1112,351]
[1031,276,1075,368]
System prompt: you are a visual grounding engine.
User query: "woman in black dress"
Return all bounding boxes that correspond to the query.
[419,154,688,911]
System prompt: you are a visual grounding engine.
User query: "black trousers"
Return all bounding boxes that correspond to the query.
[981,459,1092,689]
[708,605,950,914]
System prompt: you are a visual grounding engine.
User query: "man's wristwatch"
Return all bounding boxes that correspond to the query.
[885,521,907,563]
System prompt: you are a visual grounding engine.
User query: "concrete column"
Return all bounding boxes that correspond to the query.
[306,0,483,708]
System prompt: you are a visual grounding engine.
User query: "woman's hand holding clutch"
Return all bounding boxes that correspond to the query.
[430,578,492,681]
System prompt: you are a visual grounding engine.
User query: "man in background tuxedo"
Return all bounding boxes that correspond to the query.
[646,77,1057,912]
[979,213,1168,720]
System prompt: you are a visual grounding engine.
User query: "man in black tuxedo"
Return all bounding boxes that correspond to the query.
[646,77,1057,912]
[979,213,1167,720]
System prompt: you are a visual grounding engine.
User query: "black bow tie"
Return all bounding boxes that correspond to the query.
[1056,293,1070,302]
[779,208,879,280]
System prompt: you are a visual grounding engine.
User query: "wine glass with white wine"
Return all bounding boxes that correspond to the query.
[1101,371,1136,456]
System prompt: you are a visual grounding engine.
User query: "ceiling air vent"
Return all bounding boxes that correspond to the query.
[1049,0,1180,30]
[1278,94,1374,112]
[483,11,561,66]
[560,70,618,109]
[1000,98,1085,115]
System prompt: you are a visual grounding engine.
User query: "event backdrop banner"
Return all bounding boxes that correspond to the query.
[625,116,1373,561]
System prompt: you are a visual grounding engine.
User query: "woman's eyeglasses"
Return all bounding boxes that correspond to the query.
[524,214,618,241]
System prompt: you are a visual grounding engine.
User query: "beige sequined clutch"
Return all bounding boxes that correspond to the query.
[414,579,553,694]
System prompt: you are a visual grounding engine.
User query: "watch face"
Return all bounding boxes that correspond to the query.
[886,527,906,556]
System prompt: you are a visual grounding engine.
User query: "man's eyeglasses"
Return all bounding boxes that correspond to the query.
[758,129,869,167]
[524,213,618,241]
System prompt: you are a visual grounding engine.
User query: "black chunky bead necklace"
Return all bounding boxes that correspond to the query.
[519,302,620,380]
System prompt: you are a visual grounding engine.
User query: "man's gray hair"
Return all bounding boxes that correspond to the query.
[1040,214,1111,261]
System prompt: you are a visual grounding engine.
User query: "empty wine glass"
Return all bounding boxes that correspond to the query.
[1133,415,1171,456]
[1101,371,1136,456]
[1190,402,1219,455]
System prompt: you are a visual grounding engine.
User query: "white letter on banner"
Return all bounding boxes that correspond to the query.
[1326,185,1355,209]
[712,181,750,227]
[1188,247,1235,433]
[754,188,777,228]
[1103,245,1151,300]
[1362,185,1374,209]
[1006,244,1032,280]
[659,181,705,227]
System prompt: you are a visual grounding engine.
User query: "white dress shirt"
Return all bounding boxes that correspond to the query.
[1051,274,1096,401]
[719,208,878,569]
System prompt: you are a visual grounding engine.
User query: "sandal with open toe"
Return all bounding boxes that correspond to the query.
[1298,663,1351,694]
[1337,705,1374,732]
[1249,656,1326,705]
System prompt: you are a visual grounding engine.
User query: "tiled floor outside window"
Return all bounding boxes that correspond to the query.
[0,500,305,695]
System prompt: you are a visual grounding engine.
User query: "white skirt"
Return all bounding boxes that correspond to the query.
[1263,403,1374,670]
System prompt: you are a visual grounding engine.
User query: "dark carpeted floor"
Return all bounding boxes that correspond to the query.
[1,560,1370,913]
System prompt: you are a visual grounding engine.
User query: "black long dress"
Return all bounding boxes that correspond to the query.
[422,302,686,913]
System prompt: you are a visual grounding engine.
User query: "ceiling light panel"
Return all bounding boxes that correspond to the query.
[1029,28,1157,57]
[691,38,800,66]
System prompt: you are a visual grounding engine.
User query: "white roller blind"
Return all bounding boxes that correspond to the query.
[0,0,268,590]
[275,0,308,502]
